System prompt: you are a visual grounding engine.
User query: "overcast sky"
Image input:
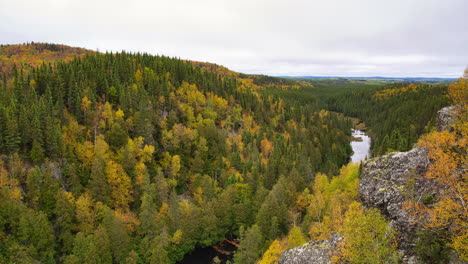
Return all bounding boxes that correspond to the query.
[1,0,467,77]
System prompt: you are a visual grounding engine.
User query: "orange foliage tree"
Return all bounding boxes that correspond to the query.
[410,74,468,259]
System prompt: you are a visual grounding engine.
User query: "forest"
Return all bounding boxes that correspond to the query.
[0,43,465,264]
[310,81,449,155]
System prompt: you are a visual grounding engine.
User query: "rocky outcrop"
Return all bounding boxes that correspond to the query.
[359,147,434,257]
[279,233,343,264]
[436,105,459,132]
[359,105,466,263]
[280,106,463,263]
[278,149,436,263]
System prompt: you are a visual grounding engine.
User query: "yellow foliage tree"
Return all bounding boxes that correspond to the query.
[257,240,284,264]
[172,229,183,245]
[115,108,125,119]
[76,140,95,167]
[287,225,306,248]
[334,202,399,263]
[448,74,468,111]
[81,95,91,123]
[75,192,95,234]
[296,188,312,213]
[106,160,133,210]
[260,137,274,164]
[307,173,329,221]
[302,164,360,240]
[156,202,170,224]
[170,155,181,179]
[308,216,332,240]
[135,69,142,84]
[0,160,22,200]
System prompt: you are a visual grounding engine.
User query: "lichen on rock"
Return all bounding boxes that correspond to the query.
[279,233,343,264]
[436,105,460,132]
[359,147,435,259]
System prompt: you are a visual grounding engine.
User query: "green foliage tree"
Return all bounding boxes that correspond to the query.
[17,209,56,262]
[1,44,436,264]
[54,190,77,255]
[234,225,263,264]
[414,230,450,263]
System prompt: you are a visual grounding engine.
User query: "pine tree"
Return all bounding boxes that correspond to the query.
[4,111,21,154]
[55,190,77,255]
[30,139,45,165]
[234,225,263,264]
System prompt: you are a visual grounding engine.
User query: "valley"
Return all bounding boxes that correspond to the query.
[0,43,465,264]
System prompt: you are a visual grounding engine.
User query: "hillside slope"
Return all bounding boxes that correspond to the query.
[0,42,95,74]
[0,43,352,264]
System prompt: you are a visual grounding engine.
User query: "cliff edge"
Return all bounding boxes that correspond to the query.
[279,106,464,263]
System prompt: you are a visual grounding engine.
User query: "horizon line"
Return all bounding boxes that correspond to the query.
[274,75,459,79]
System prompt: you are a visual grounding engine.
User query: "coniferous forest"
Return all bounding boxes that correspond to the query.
[312,81,449,155]
[0,43,466,264]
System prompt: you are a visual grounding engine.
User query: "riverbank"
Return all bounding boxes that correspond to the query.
[329,111,368,131]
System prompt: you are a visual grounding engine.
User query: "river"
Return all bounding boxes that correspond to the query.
[177,240,236,264]
[350,129,371,162]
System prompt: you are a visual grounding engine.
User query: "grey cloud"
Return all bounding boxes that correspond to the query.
[0,0,466,77]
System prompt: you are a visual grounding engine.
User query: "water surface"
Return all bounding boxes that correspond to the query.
[350,129,371,162]
[177,240,236,264]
